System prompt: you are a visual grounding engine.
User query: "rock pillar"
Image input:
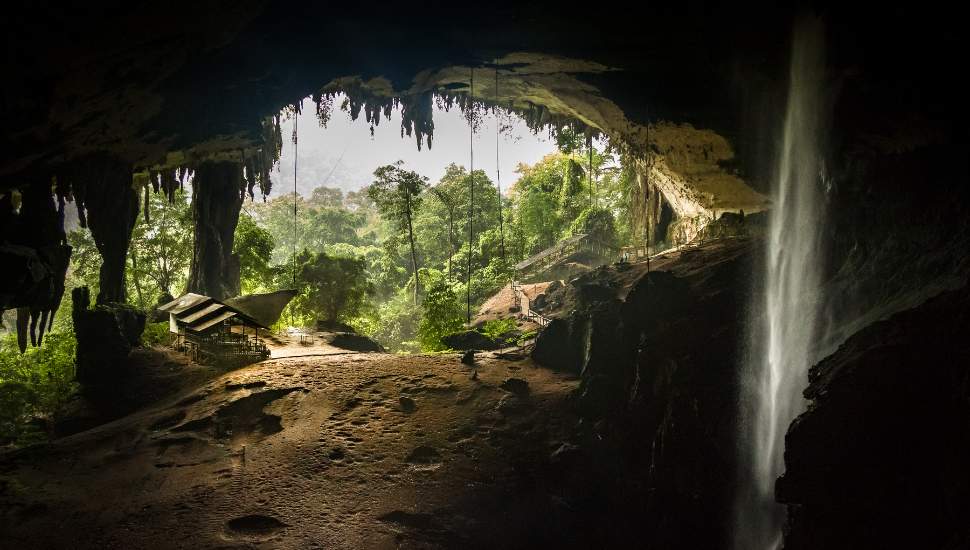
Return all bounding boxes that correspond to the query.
[63,154,139,304]
[185,161,245,300]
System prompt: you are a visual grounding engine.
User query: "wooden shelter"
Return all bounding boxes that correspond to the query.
[159,293,271,366]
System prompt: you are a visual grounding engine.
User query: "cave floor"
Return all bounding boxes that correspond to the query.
[0,348,587,549]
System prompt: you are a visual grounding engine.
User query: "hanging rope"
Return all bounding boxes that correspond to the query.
[495,64,507,266]
[291,107,298,328]
[589,134,594,207]
[293,108,298,288]
[466,67,475,323]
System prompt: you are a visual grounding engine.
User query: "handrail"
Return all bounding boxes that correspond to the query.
[510,279,550,328]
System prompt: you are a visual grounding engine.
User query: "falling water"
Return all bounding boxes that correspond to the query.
[735,14,828,550]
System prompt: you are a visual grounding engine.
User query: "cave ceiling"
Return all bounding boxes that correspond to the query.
[0,2,962,200]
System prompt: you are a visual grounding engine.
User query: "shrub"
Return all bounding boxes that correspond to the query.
[142,322,171,347]
[418,284,465,352]
[0,331,78,446]
[482,318,517,340]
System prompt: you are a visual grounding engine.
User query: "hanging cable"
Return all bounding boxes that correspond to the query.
[466,67,475,323]
[589,134,594,207]
[291,107,298,328]
[293,108,298,287]
[495,63,507,266]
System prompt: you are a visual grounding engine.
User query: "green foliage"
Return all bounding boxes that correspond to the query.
[141,322,171,347]
[516,330,538,346]
[418,283,464,352]
[368,161,429,303]
[370,293,422,354]
[293,249,375,323]
[66,226,101,297]
[481,318,516,340]
[127,188,194,308]
[0,331,78,446]
[570,207,617,245]
[234,213,276,294]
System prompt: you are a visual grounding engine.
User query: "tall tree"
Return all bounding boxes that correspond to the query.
[233,213,276,294]
[127,188,193,306]
[292,249,374,324]
[428,179,465,282]
[367,161,428,304]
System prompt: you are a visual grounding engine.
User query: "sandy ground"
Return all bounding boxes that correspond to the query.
[0,341,582,549]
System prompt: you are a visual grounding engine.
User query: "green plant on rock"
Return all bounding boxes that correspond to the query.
[482,318,517,340]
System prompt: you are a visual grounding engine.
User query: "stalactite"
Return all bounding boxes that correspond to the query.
[0,174,72,350]
[308,76,601,160]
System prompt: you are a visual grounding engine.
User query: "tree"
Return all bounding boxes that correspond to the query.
[427,176,465,282]
[307,186,344,210]
[417,283,464,352]
[367,161,428,304]
[304,207,366,248]
[570,207,617,245]
[128,188,194,307]
[292,250,374,324]
[234,213,276,294]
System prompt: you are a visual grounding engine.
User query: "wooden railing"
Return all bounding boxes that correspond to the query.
[510,280,550,328]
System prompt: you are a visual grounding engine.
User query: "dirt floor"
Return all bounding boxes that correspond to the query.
[0,335,589,549]
[1,242,754,549]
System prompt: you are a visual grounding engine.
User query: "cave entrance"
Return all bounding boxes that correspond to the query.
[657,195,674,245]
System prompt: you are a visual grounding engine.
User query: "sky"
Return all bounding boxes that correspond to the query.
[265,94,560,199]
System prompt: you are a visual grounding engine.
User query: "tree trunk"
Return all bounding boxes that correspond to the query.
[447,211,454,283]
[131,250,143,305]
[406,195,419,305]
[185,161,245,300]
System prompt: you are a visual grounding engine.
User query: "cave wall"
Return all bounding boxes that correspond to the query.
[777,289,970,550]
[532,241,754,548]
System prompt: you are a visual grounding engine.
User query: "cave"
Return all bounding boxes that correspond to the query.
[1,3,967,549]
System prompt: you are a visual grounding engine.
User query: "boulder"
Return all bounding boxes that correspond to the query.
[530,240,753,548]
[399,396,417,413]
[545,280,563,295]
[500,377,529,396]
[578,283,615,306]
[323,332,384,353]
[73,304,146,385]
[316,320,357,333]
[442,330,499,351]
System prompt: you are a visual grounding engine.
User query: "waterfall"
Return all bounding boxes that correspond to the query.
[735,14,828,550]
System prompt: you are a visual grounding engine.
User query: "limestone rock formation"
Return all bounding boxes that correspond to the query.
[73,303,146,385]
[185,161,247,300]
[777,288,970,550]
[532,239,754,547]
[442,330,500,352]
